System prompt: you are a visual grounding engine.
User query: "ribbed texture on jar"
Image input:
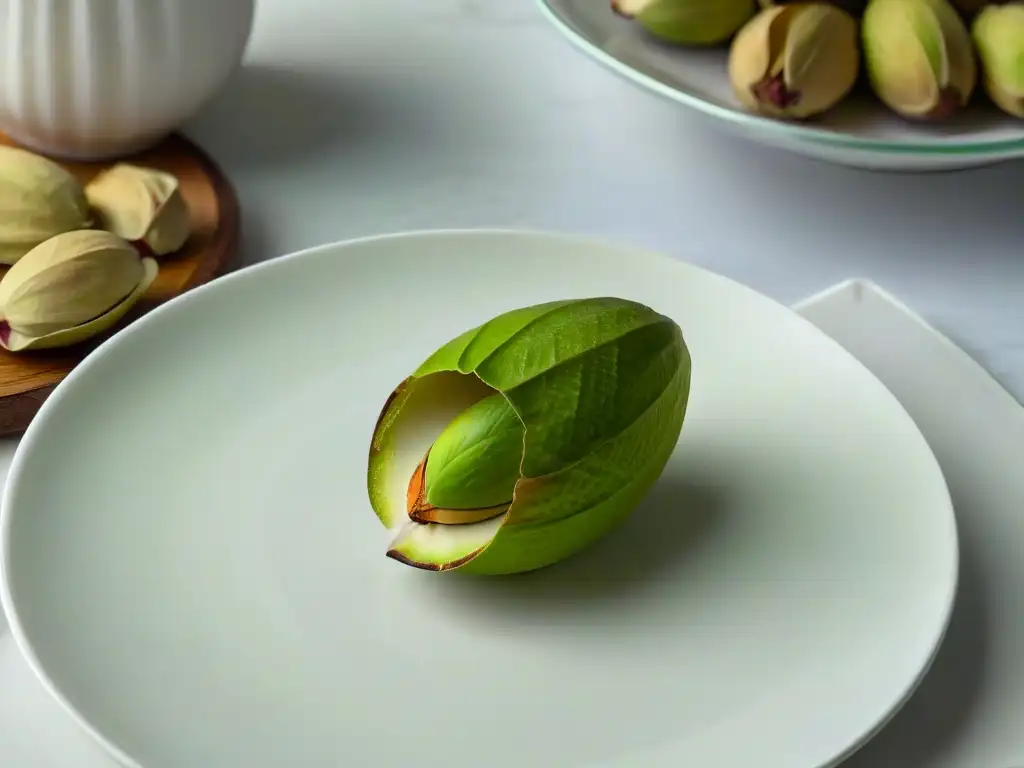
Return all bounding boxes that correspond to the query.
[0,0,254,160]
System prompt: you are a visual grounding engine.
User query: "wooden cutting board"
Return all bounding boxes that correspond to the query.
[0,133,241,435]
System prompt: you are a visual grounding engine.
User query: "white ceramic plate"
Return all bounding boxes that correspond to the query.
[0,231,957,768]
[536,0,1024,172]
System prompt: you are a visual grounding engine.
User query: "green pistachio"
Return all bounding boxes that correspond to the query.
[368,297,691,575]
[729,4,861,120]
[972,3,1024,117]
[862,0,977,120]
[405,393,525,525]
[611,0,757,45]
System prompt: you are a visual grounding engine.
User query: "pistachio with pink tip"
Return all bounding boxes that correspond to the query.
[729,3,860,120]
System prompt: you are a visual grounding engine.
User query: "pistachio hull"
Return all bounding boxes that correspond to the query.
[613,0,757,45]
[367,298,691,575]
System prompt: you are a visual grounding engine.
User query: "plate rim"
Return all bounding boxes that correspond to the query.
[0,228,960,768]
[535,0,1024,157]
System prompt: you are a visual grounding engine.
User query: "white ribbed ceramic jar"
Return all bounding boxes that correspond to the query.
[0,0,255,160]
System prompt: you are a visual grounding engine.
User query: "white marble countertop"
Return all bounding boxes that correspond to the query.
[0,0,1022,762]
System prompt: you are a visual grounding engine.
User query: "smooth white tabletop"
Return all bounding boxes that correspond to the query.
[0,0,1022,758]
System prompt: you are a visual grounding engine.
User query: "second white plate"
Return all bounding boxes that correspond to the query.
[536,0,1024,172]
[1,231,957,768]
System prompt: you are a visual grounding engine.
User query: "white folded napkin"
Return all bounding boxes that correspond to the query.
[797,280,1024,768]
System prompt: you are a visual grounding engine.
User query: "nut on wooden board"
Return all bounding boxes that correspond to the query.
[0,132,240,435]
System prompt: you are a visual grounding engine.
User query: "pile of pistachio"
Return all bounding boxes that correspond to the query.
[612,0,1024,122]
[0,145,190,353]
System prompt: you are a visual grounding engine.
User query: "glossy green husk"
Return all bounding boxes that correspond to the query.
[367,297,691,575]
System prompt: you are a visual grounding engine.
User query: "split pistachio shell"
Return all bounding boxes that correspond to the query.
[368,297,691,575]
[972,3,1024,118]
[862,0,977,120]
[0,145,92,265]
[612,0,757,45]
[729,3,860,119]
[0,229,158,352]
[86,164,191,256]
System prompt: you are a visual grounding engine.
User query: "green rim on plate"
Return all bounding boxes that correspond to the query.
[536,0,1024,157]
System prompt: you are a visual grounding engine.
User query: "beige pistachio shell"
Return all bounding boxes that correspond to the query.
[729,3,860,119]
[0,230,158,352]
[862,0,977,120]
[0,145,92,265]
[972,3,1024,118]
[0,260,157,352]
[86,164,191,256]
